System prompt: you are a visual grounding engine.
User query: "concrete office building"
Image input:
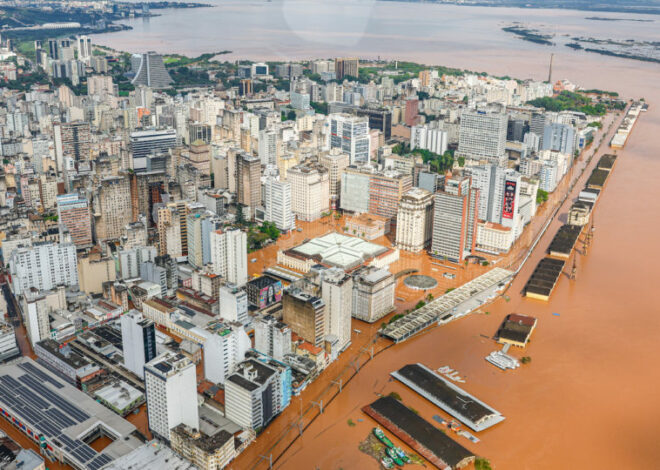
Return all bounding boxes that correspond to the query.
[210,229,248,286]
[395,188,434,252]
[20,290,50,348]
[287,164,329,222]
[130,52,173,88]
[96,176,132,241]
[263,176,294,232]
[130,129,177,161]
[120,310,157,379]
[457,111,508,165]
[430,176,479,262]
[56,193,93,247]
[542,122,576,156]
[340,167,371,214]
[186,211,218,270]
[254,315,292,361]
[319,148,350,209]
[330,114,370,165]
[54,121,91,168]
[282,290,326,348]
[320,267,353,351]
[258,129,278,165]
[10,242,78,296]
[236,153,261,218]
[140,261,168,297]
[351,267,395,323]
[334,57,359,80]
[118,246,157,280]
[0,321,19,362]
[144,352,199,441]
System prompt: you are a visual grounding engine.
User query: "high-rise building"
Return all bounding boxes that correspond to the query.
[130,129,177,161]
[468,165,522,233]
[120,310,157,379]
[410,125,448,155]
[287,164,329,222]
[395,187,434,252]
[430,175,479,262]
[236,153,261,217]
[542,123,576,156]
[130,52,173,88]
[201,320,250,384]
[54,121,91,168]
[186,211,218,269]
[20,290,50,348]
[10,243,78,296]
[56,193,93,247]
[76,35,92,62]
[404,99,419,127]
[157,201,189,257]
[457,111,508,165]
[282,289,325,348]
[144,352,199,441]
[351,267,395,323]
[320,267,353,352]
[330,114,370,165]
[368,169,413,229]
[254,315,292,361]
[210,229,248,286]
[225,358,291,430]
[263,176,294,232]
[96,176,132,240]
[334,57,359,80]
[219,283,249,324]
[258,129,278,165]
[319,148,350,209]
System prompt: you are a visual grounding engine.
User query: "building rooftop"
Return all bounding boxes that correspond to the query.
[94,381,144,411]
[102,440,196,470]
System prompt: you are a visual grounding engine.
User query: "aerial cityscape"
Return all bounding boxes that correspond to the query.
[0,1,657,470]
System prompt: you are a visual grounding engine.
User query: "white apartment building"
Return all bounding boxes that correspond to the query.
[410,125,448,155]
[395,188,434,252]
[10,242,78,296]
[210,229,248,286]
[457,111,507,164]
[319,148,350,208]
[21,290,50,348]
[144,352,199,441]
[258,129,278,165]
[287,164,329,222]
[263,177,295,231]
[329,114,370,165]
[201,321,250,384]
[120,310,157,379]
[475,221,514,254]
[320,268,353,352]
[254,315,292,361]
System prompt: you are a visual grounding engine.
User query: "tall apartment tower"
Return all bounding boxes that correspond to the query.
[130,52,174,89]
[468,164,522,232]
[287,164,329,222]
[236,153,261,218]
[186,211,217,269]
[120,310,156,379]
[10,243,78,296]
[202,322,250,384]
[254,314,292,361]
[56,193,93,247]
[319,148,350,209]
[258,129,278,165]
[282,289,326,348]
[76,35,92,62]
[431,175,479,262]
[144,352,199,441]
[334,57,359,80]
[210,229,248,286]
[329,114,370,165]
[54,121,91,169]
[130,129,177,160]
[96,176,132,240]
[457,111,508,165]
[263,176,294,232]
[395,187,434,252]
[320,268,353,351]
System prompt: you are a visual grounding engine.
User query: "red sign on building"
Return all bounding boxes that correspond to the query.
[502,180,516,219]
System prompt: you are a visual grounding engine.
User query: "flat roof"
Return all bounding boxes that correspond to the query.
[391,363,505,432]
[363,396,474,469]
[525,257,565,297]
[94,382,144,411]
[287,232,389,270]
[102,440,196,470]
[0,358,140,470]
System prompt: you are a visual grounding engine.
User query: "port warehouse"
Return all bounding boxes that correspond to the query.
[381,268,512,343]
[610,102,645,149]
[525,153,617,301]
[363,396,474,470]
[495,314,537,348]
[391,364,505,433]
[0,358,141,470]
[547,224,582,258]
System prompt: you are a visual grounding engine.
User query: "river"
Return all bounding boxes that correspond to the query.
[95,2,660,469]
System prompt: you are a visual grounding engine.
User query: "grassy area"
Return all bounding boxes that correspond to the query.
[15,41,36,60]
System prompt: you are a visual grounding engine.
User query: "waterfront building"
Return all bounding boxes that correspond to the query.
[254,315,292,361]
[351,266,395,323]
[282,289,326,348]
[395,187,434,252]
[130,52,173,88]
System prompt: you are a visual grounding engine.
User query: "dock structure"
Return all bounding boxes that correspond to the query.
[524,257,565,301]
[547,224,582,259]
[610,102,643,149]
[362,396,475,470]
[495,313,537,347]
[597,154,617,172]
[586,168,610,190]
[390,364,505,432]
[380,268,512,343]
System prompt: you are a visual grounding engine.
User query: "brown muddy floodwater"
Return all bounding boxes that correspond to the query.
[235,50,660,470]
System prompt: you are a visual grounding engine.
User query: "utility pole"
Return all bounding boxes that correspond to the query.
[570,256,577,280]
